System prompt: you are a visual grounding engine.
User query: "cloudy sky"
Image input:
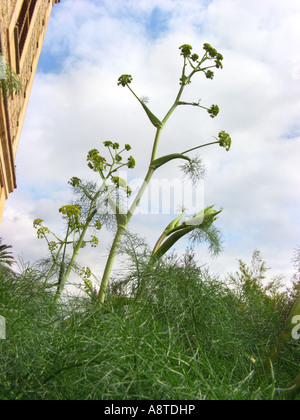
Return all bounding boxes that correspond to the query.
[1,0,300,287]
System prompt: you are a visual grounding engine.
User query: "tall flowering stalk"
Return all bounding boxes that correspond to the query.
[33,143,135,300]
[97,43,232,304]
[33,182,102,301]
[33,43,232,304]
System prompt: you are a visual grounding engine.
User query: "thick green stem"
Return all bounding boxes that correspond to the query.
[97,72,190,304]
[161,84,185,127]
[150,127,163,163]
[97,225,126,304]
[127,81,185,217]
[152,232,167,255]
[96,131,159,304]
[127,167,155,220]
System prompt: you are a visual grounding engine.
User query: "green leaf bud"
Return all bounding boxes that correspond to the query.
[164,211,185,235]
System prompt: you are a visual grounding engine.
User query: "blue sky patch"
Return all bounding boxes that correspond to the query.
[37,50,65,74]
[282,126,300,140]
[145,7,171,40]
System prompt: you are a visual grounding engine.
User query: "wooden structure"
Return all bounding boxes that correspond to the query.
[0,0,60,222]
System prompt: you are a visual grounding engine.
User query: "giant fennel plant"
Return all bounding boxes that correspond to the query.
[96,43,231,304]
[34,43,232,303]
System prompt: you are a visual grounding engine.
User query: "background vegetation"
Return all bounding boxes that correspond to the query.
[0,238,299,400]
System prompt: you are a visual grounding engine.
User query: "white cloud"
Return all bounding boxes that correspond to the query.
[1,0,299,286]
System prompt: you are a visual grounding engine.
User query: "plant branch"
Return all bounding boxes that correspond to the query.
[181,141,220,155]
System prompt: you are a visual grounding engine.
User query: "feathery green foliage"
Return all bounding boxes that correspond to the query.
[0,250,299,400]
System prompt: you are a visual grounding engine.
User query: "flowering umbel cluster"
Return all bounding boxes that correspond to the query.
[179,43,224,83]
[87,141,135,173]
[208,104,219,118]
[218,131,232,151]
[117,74,133,87]
[86,141,135,199]
[59,204,81,220]
[33,218,50,239]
